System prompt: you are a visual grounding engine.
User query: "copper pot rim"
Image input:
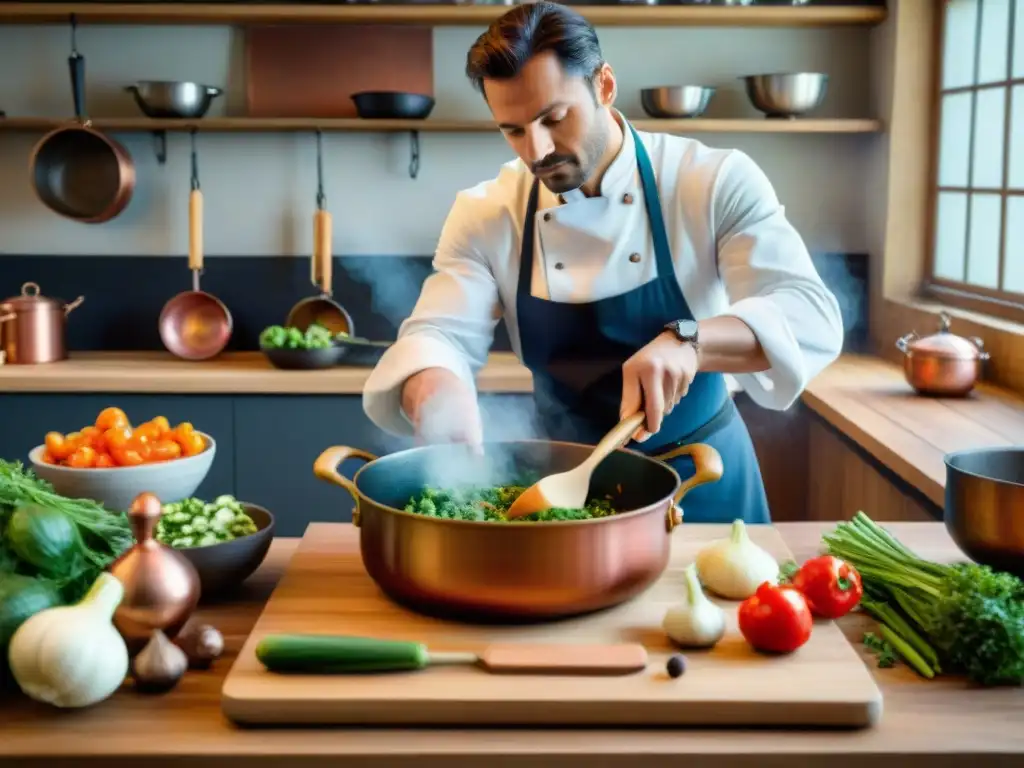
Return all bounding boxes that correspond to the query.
[341,438,684,529]
[944,446,1024,488]
[29,122,137,224]
[27,431,216,473]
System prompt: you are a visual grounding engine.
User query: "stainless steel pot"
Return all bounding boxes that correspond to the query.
[741,72,828,118]
[312,439,723,621]
[896,311,989,397]
[0,282,85,364]
[945,446,1024,578]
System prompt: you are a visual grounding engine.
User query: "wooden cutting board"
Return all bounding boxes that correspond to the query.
[221,523,883,728]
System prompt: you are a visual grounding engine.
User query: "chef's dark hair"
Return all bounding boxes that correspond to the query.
[465,1,604,96]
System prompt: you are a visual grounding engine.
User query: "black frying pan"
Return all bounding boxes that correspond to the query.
[351,91,435,120]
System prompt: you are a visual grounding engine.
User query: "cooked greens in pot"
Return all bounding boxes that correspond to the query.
[404,486,617,522]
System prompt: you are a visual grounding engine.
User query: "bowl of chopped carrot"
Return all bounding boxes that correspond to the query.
[27,406,217,512]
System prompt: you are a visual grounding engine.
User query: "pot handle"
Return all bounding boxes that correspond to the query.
[895,332,917,355]
[64,296,85,316]
[0,313,14,323]
[652,442,724,532]
[313,445,379,527]
[969,336,990,361]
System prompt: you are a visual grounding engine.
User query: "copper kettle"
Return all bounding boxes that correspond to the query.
[0,282,84,364]
[895,312,990,397]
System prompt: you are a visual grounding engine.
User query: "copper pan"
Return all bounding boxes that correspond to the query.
[312,439,724,622]
[30,18,135,224]
[286,131,354,336]
[159,131,233,360]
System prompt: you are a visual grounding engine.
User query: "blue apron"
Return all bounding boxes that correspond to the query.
[514,121,771,524]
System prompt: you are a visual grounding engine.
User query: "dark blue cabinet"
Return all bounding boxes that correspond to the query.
[0,391,539,538]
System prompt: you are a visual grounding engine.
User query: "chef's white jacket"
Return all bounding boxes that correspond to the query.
[362,115,844,437]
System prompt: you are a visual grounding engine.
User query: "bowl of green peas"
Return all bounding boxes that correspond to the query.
[156,493,276,597]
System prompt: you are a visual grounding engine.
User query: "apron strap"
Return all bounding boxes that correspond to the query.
[625,122,676,282]
[517,179,542,298]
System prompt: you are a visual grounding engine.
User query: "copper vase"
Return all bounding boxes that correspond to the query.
[109,492,201,654]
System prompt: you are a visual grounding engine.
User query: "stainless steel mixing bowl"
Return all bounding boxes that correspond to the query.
[640,86,716,119]
[126,81,224,119]
[944,446,1024,578]
[741,72,828,118]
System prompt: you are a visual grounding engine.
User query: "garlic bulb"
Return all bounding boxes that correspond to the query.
[132,630,188,693]
[662,564,726,648]
[7,572,129,708]
[694,519,779,600]
[175,623,224,670]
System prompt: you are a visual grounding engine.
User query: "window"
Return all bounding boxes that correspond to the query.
[929,0,1024,320]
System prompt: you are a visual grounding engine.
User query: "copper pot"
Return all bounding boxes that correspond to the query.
[30,32,135,223]
[0,282,85,365]
[312,439,723,621]
[896,311,989,397]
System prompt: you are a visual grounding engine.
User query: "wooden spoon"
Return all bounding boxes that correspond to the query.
[505,412,647,520]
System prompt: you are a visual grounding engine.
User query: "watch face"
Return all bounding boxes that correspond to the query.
[675,320,699,338]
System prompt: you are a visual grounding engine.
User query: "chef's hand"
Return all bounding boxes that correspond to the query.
[620,332,699,442]
[401,367,484,455]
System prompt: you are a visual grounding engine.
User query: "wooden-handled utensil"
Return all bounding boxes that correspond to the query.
[315,206,332,295]
[188,186,203,284]
[255,634,648,676]
[505,412,647,520]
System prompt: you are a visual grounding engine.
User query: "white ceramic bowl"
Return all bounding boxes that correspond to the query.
[28,432,217,512]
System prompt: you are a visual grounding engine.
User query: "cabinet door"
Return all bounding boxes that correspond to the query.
[233,394,413,537]
[0,394,235,502]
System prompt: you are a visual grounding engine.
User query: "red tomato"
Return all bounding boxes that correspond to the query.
[791,555,863,619]
[738,582,813,654]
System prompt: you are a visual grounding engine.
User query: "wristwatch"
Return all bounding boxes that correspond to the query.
[663,319,700,351]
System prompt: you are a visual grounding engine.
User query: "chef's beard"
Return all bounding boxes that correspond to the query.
[532,114,611,195]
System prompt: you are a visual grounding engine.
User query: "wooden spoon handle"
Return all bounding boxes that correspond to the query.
[585,412,646,469]
[315,209,333,294]
[188,189,203,272]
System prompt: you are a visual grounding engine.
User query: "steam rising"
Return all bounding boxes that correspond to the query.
[345,255,547,490]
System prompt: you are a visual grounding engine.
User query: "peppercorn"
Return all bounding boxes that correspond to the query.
[666,654,687,678]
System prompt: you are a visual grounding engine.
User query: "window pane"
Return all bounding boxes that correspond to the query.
[939,92,973,187]
[978,0,1011,83]
[1010,85,1024,189]
[1015,0,1024,77]
[972,87,1006,188]
[1003,196,1024,293]
[944,0,979,89]
[966,194,1002,289]
[934,192,969,281]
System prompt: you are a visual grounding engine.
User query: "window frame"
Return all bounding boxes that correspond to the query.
[923,0,1024,324]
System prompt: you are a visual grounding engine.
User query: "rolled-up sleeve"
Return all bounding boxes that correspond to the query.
[711,150,844,411]
[362,193,504,436]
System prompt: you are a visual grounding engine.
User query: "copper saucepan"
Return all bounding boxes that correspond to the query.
[895,311,990,397]
[312,439,724,621]
[0,282,85,365]
[158,131,233,360]
[30,17,135,224]
[286,131,354,336]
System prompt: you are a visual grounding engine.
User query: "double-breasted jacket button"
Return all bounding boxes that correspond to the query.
[543,212,552,222]
[622,193,634,205]
[554,262,565,270]
[629,253,641,263]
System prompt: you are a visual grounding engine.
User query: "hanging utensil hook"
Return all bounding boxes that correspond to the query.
[316,129,326,209]
[190,128,200,191]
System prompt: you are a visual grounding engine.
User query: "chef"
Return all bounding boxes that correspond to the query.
[362,1,843,524]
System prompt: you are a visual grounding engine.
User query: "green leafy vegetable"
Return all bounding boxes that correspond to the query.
[0,459,133,603]
[155,494,258,549]
[824,511,1024,686]
[404,486,617,523]
[260,323,333,350]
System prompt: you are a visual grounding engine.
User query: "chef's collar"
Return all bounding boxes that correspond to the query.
[558,109,636,205]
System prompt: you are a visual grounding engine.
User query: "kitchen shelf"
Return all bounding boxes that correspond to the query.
[0,2,887,27]
[0,117,884,134]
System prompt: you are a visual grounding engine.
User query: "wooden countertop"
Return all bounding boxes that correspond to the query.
[802,354,1024,506]
[0,350,534,394]
[4,522,1022,768]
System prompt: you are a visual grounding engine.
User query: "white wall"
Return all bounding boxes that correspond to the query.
[0,22,874,257]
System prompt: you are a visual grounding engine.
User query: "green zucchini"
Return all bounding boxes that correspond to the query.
[255,634,431,673]
[0,572,62,649]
